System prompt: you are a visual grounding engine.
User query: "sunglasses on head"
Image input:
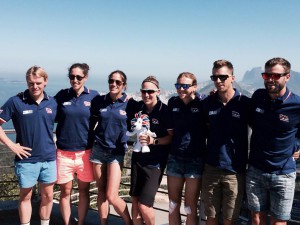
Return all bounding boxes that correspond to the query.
[69,75,85,81]
[261,72,288,81]
[108,79,123,86]
[210,75,230,82]
[140,89,158,94]
[174,83,193,90]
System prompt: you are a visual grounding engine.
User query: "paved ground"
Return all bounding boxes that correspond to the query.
[0,200,169,225]
[0,200,124,225]
[1,195,300,225]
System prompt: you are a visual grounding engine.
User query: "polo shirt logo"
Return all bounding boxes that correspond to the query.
[119,110,126,115]
[191,108,199,113]
[23,110,33,115]
[46,108,53,114]
[63,102,72,106]
[256,107,264,113]
[209,110,218,115]
[63,102,72,105]
[84,101,91,107]
[152,118,159,124]
[279,114,289,122]
[232,111,240,119]
[173,108,179,112]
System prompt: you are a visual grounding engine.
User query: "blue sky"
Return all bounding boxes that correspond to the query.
[0,0,299,84]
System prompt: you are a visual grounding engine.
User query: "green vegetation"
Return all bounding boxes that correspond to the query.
[0,145,19,201]
[0,173,19,201]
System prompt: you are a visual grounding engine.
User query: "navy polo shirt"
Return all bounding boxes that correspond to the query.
[0,90,57,162]
[129,98,172,167]
[55,87,99,151]
[91,93,131,155]
[203,89,250,173]
[249,88,300,174]
[168,95,207,158]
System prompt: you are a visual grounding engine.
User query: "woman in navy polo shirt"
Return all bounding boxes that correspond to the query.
[55,63,99,225]
[167,72,206,225]
[90,70,133,225]
[127,76,173,225]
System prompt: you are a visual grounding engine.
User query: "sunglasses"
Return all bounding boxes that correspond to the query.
[140,89,158,94]
[108,79,123,86]
[174,83,193,90]
[210,75,230,82]
[261,72,288,81]
[69,75,85,81]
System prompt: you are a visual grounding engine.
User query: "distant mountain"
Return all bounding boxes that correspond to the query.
[288,71,300,95]
[232,81,252,97]
[242,67,262,83]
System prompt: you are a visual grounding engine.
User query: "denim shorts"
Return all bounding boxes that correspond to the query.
[15,160,57,188]
[90,144,124,165]
[246,165,296,220]
[166,154,203,178]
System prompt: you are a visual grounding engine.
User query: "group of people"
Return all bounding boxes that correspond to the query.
[0,57,299,225]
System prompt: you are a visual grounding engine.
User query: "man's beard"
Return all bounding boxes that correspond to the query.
[264,81,285,94]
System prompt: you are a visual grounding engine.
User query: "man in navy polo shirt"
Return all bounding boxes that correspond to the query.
[202,60,250,225]
[246,57,300,225]
[0,66,57,225]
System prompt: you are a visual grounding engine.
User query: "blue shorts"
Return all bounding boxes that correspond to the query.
[246,165,296,220]
[166,154,203,178]
[90,144,124,164]
[15,160,57,188]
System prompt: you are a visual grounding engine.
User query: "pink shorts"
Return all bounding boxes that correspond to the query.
[56,149,94,184]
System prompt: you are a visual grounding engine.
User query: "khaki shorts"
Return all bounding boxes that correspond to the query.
[202,164,245,221]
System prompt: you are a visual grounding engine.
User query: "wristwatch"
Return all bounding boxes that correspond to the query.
[153,138,159,145]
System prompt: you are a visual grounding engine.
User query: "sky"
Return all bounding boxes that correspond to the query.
[0,0,300,85]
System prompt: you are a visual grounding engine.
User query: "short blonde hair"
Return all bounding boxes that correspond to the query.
[26,66,48,81]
